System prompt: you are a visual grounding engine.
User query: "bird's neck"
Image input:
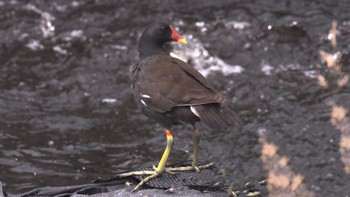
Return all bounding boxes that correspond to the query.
[138,37,168,58]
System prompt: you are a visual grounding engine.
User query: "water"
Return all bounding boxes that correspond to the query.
[1,0,350,196]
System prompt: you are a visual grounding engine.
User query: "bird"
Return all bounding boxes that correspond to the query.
[117,22,241,191]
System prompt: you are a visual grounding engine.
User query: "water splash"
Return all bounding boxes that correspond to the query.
[26,40,44,50]
[26,4,56,37]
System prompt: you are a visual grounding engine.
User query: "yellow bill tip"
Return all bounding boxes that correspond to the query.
[178,38,187,44]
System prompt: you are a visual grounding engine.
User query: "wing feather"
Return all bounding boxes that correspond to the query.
[135,55,225,113]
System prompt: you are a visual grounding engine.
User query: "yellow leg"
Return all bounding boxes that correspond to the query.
[116,128,214,191]
[117,129,174,191]
[155,130,173,172]
[167,126,214,172]
[192,126,200,172]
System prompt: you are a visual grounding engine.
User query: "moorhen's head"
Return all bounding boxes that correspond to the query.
[138,22,187,58]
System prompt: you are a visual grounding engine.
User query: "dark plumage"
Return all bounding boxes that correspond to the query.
[131,22,241,130]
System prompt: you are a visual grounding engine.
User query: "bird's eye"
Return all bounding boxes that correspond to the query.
[160,26,166,30]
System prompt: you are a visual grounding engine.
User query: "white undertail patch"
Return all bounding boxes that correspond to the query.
[190,106,201,118]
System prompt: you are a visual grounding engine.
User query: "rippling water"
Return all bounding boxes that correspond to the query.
[1,0,350,196]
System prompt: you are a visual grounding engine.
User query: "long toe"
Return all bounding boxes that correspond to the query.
[166,162,214,172]
[132,170,162,191]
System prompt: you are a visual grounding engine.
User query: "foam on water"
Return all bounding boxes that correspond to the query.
[170,35,244,77]
[26,40,44,50]
[225,20,251,30]
[261,63,274,75]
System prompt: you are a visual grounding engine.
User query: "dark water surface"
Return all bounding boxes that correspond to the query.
[1,0,350,196]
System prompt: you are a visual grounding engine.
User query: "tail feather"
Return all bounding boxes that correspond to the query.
[193,104,241,130]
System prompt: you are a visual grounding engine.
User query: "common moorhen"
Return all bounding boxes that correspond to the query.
[118,22,241,191]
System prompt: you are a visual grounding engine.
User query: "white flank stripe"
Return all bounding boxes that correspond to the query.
[141,93,151,98]
[141,99,148,107]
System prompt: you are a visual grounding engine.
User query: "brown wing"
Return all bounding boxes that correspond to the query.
[137,55,225,113]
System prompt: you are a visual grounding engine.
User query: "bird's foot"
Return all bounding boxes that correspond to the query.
[116,162,214,191]
[117,168,167,191]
